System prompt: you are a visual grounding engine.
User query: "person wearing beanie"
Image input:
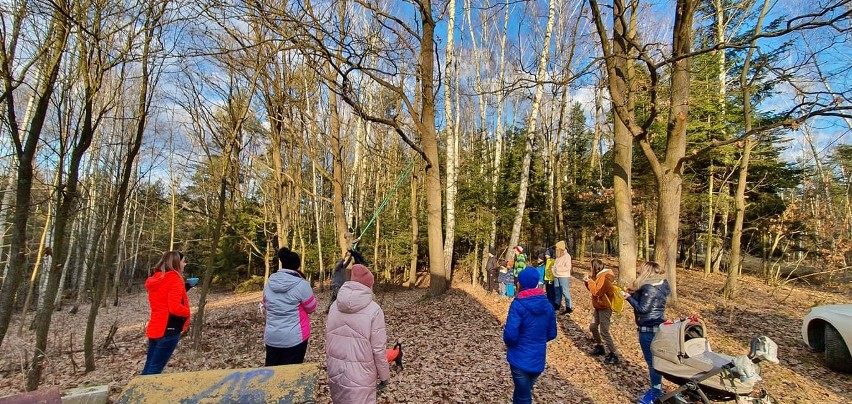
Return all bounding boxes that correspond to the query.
[503,267,557,404]
[511,246,527,292]
[326,264,390,404]
[262,247,318,366]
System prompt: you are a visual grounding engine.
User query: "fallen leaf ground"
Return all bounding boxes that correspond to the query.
[0,262,849,403]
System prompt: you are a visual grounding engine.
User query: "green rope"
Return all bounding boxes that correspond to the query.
[353,159,416,250]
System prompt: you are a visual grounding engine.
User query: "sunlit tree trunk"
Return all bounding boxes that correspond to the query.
[489,0,510,249]
[508,0,556,257]
[443,0,458,278]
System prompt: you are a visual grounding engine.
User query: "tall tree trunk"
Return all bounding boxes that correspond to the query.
[489,0,510,249]
[644,0,698,305]
[407,163,419,288]
[312,163,325,291]
[419,1,447,295]
[443,0,458,279]
[612,0,639,286]
[508,0,556,257]
[722,0,770,299]
[705,166,715,274]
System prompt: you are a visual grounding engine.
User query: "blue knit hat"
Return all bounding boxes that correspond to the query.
[518,266,539,290]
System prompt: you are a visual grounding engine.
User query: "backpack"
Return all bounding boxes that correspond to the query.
[609,285,626,313]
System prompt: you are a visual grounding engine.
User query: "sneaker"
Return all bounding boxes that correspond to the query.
[562,307,573,315]
[637,389,664,404]
[589,345,606,356]
[604,353,620,364]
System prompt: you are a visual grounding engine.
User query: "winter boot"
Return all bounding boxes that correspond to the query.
[589,345,606,356]
[637,388,664,404]
[604,353,620,364]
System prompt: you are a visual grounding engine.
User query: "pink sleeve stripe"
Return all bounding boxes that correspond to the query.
[301,295,317,313]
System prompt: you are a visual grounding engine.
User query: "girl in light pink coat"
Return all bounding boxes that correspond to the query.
[325,264,390,404]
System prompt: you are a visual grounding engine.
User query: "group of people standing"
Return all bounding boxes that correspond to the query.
[485,242,574,315]
[498,240,672,404]
[141,248,390,403]
[141,244,671,404]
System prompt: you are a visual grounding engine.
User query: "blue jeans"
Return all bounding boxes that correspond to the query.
[141,333,181,375]
[639,331,662,388]
[510,365,541,404]
[554,277,572,310]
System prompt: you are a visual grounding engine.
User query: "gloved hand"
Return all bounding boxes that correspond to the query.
[377,380,389,391]
[348,248,367,265]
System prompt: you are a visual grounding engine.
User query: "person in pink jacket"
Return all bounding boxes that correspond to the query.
[325,264,390,404]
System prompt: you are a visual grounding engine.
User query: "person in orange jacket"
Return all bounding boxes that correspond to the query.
[583,259,620,364]
[141,251,191,375]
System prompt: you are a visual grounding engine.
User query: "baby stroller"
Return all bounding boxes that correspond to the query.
[651,316,778,403]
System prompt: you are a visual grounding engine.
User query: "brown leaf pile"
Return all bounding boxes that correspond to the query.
[0,264,849,403]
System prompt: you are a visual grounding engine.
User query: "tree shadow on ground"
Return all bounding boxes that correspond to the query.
[556,312,650,400]
[374,288,594,403]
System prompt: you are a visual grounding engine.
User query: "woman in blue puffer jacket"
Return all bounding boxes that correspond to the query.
[622,261,670,404]
[504,266,557,404]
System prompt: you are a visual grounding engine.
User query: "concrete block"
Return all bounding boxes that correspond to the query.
[61,385,109,404]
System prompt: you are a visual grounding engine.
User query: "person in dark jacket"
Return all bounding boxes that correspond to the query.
[623,261,670,404]
[485,249,498,292]
[504,266,557,404]
[142,251,191,375]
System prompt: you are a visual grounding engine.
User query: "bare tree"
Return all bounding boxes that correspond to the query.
[0,0,71,348]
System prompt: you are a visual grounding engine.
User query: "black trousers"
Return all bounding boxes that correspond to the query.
[265,339,309,366]
[486,269,498,292]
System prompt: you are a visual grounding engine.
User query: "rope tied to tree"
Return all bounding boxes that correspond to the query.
[353,158,416,251]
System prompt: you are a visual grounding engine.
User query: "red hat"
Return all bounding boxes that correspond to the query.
[515,246,524,254]
[351,264,374,289]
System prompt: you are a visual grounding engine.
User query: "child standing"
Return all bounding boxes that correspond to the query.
[544,251,556,308]
[583,259,620,365]
[624,261,670,404]
[504,267,557,404]
[497,259,513,298]
[534,257,545,290]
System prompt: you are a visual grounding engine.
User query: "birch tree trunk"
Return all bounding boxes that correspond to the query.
[407,163,419,288]
[508,0,556,257]
[489,0,510,249]
[443,0,458,278]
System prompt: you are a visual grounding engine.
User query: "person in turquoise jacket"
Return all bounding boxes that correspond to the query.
[503,267,557,404]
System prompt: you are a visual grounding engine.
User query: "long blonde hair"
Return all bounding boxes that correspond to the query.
[153,251,184,279]
[632,261,664,290]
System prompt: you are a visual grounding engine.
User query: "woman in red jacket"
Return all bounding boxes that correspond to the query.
[141,251,191,375]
